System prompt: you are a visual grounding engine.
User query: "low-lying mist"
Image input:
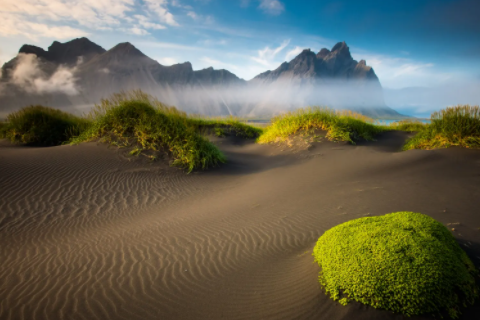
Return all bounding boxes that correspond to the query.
[384,83,480,118]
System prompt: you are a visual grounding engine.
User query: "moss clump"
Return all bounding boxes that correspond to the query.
[313,212,478,318]
[1,105,90,146]
[72,99,226,172]
[404,105,480,150]
[257,107,383,144]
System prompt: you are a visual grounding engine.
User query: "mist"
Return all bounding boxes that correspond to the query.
[112,79,386,117]
[11,53,79,96]
[384,82,480,118]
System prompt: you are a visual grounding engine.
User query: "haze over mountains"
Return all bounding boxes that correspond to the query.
[0,37,404,118]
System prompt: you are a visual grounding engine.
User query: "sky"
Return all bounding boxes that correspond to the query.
[1,0,479,116]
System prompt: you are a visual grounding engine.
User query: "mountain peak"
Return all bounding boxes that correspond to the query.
[317,48,331,59]
[330,41,352,59]
[19,44,49,59]
[47,37,106,65]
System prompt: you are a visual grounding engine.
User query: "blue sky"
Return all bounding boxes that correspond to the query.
[1,0,479,93]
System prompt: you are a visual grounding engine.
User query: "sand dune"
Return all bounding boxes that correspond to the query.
[1,132,480,320]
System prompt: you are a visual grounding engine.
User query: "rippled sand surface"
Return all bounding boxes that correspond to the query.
[1,132,480,320]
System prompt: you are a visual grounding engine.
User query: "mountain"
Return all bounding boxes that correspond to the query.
[0,38,405,119]
[253,42,379,83]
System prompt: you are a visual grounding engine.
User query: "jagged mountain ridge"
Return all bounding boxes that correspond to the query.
[253,42,379,83]
[0,38,405,118]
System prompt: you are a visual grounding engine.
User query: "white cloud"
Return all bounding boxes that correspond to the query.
[0,12,88,40]
[187,11,214,24]
[187,11,199,19]
[134,15,166,30]
[251,39,289,67]
[259,0,285,15]
[352,51,453,88]
[144,0,178,26]
[157,57,178,65]
[129,27,150,35]
[200,57,240,71]
[285,46,302,61]
[171,0,193,9]
[0,0,176,40]
[12,53,79,95]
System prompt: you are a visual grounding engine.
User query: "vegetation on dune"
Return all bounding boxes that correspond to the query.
[404,105,480,150]
[313,212,478,318]
[0,105,90,146]
[379,119,428,132]
[72,98,226,172]
[188,117,263,139]
[257,107,383,144]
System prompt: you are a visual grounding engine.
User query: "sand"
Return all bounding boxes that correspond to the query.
[1,131,480,320]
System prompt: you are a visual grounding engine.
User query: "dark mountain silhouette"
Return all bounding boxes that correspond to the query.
[253,42,380,83]
[0,38,405,118]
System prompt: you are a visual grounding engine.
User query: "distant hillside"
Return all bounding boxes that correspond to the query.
[0,38,406,119]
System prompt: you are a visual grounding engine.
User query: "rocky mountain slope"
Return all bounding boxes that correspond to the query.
[0,38,405,118]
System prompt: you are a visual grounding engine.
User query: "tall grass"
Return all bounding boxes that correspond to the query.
[404,105,480,150]
[72,99,226,172]
[258,107,383,144]
[0,105,90,146]
[188,117,263,139]
[379,119,428,132]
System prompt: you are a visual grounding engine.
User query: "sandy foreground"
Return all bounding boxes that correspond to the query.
[1,131,480,320]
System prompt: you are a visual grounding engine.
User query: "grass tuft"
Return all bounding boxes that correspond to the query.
[257,107,383,144]
[404,105,480,150]
[0,105,90,146]
[72,99,226,172]
[380,119,428,132]
[313,212,478,318]
[188,116,264,139]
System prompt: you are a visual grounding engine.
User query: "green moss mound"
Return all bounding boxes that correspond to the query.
[313,212,478,318]
[73,100,226,172]
[1,105,90,146]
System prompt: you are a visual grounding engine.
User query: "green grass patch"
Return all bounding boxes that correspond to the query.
[404,105,480,150]
[0,105,90,146]
[187,117,263,139]
[71,92,226,172]
[313,212,478,318]
[378,119,428,132]
[257,107,383,144]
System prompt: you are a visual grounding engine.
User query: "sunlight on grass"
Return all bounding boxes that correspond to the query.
[404,105,480,150]
[257,107,383,144]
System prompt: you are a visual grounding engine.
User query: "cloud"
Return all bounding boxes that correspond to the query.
[11,53,79,95]
[0,12,88,40]
[251,39,290,67]
[157,57,178,65]
[144,0,178,26]
[171,0,193,10]
[259,0,285,15]
[200,57,240,71]
[0,0,176,40]
[134,15,166,30]
[285,46,303,61]
[129,27,150,36]
[186,11,214,24]
[352,51,454,89]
